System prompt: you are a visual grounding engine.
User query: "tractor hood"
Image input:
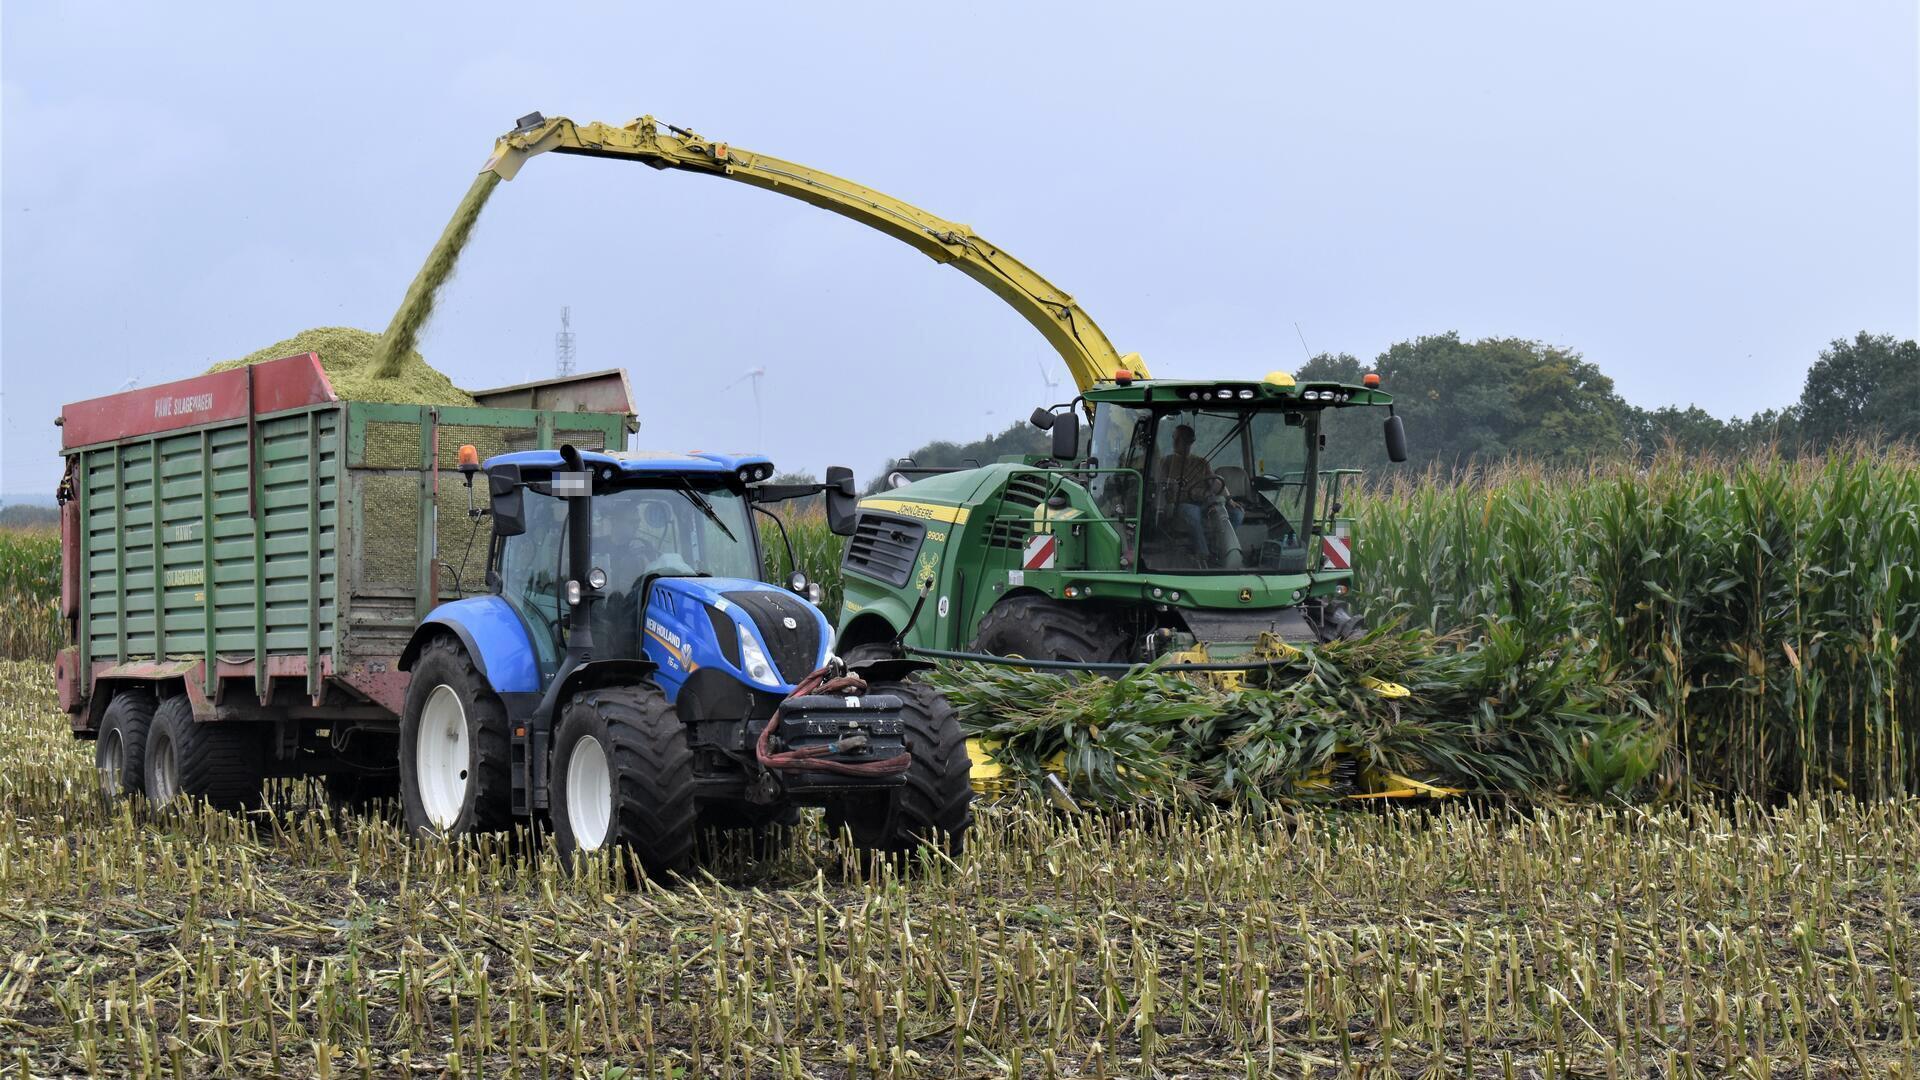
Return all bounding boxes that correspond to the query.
[642,576,832,696]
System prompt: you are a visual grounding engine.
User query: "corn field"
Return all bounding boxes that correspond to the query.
[1353,449,1920,800]
[0,661,1914,1076]
[0,526,61,662]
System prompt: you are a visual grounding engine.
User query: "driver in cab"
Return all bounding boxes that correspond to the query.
[1160,424,1243,565]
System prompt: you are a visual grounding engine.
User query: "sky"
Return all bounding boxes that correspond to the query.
[3,1,1916,499]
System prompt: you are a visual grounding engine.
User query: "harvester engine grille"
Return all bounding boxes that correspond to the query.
[721,590,822,683]
[843,513,925,588]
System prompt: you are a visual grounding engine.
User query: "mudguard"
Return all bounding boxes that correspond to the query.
[400,596,542,694]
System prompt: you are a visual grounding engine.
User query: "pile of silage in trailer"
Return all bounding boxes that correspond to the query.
[207,327,475,406]
[930,624,1661,808]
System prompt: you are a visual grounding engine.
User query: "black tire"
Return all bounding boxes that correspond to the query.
[550,684,697,880]
[144,694,266,811]
[399,637,512,839]
[973,594,1129,663]
[839,642,898,667]
[96,688,157,801]
[828,679,972,856]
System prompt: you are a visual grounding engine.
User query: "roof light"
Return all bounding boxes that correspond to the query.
[1363,373,1382,388]
[1216,389,1233,399]
[1113,369,1135,384]
[1237,389,1254,399]
[1303,390,1322,401]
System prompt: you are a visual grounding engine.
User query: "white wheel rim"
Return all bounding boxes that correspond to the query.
[566,735,613,851]
[98,728,125,796]
[416,685,469,829]
[150,729,178,804]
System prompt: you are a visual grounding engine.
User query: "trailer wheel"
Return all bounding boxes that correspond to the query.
[399,637,512,839]
[144,695,265,811]
[827,679,972,857]
[96,688,157,801]
[974,594,1128,663]
[550,684,696,880]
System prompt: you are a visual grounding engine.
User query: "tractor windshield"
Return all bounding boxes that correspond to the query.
[589,483,760,589]
[495,480,760,664]
[1089,402,1316,573]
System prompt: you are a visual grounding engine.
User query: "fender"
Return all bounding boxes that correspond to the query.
[399,596,542,694]
[835,596,921,651]
[846,657,935,684]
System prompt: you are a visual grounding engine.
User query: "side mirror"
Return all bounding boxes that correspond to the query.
[1029,406,1055,431]
[1383,414,1409,463]
[488,465,526,536]
[824,465,858,536]
[1050,411,1080,461]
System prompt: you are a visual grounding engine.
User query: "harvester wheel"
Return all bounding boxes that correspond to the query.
[550,684,697,880]
[143,695,265,811]
[827,679,972,857]
[96,687,157,801]
[973,594,1128,664]
[399,637,512,839]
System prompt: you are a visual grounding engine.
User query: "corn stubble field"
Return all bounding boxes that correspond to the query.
[3,451,1919,1077]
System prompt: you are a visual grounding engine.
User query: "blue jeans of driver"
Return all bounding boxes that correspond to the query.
[1177,501,1244,561]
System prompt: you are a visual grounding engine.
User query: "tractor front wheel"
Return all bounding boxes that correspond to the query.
[827,678,972,858]
[549,684,697,880]
[973,594,1128,664]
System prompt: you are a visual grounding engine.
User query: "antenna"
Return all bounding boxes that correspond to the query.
[1293,321,1313,360]
[555,306,576,377]
[1035,357,1062,392]
[725,366,767,448]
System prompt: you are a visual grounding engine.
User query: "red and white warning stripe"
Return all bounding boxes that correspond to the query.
[1320,534,1352,570]
[1023,532,1058,570]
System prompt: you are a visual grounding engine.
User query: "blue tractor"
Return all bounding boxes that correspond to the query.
[395,445,972,876]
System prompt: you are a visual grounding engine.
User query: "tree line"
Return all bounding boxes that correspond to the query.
[873,330,1917,478]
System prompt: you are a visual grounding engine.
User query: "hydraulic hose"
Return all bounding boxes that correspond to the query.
[899,644,1309,674]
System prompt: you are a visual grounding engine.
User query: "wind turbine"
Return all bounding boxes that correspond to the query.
[1036,357,1062,395]
[726,366,767,448]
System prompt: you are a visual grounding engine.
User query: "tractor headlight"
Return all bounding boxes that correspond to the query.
[806,582,824,604]
[787,570,809,594]
[738,632,780,686]
[587,567,608,590]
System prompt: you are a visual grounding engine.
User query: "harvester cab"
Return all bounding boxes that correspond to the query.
[397,446,971,875]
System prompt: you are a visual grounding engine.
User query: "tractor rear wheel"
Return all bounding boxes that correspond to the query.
[827,679,972,858]
[973,594,1129,664]
[550,684,698,880]
[399,637,512,839]
[96,688,157,801]
[143,695,266,811]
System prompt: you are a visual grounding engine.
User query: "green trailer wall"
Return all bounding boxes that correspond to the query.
[60,396,625,724]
